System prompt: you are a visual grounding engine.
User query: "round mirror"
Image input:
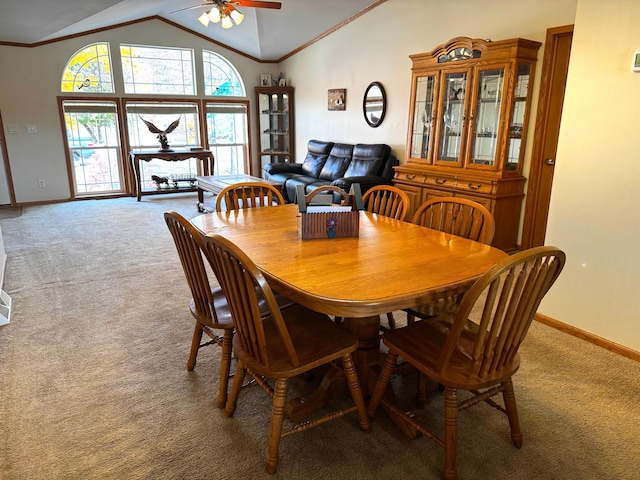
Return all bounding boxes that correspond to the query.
[363,82,386,128]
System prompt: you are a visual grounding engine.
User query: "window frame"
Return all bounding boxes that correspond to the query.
[61,42,114,93]
[202,49,246,97]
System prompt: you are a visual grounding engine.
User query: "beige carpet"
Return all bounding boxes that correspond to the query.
[1,193,639,480]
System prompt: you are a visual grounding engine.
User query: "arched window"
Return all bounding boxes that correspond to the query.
[202,50,245,96]
[61,43,114,93]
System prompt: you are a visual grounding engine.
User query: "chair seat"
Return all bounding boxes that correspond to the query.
[382,318,521,390]
[233,305,358,378]
[189,288,233,329]
[190,287,295,330]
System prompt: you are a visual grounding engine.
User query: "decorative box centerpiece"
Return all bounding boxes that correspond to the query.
[296,185,363,239]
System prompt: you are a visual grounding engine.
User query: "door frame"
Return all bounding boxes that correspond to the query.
[520,24,574,249]
[0,111,17,206]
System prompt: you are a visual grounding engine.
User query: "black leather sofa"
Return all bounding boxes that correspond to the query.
[262,139,398,203]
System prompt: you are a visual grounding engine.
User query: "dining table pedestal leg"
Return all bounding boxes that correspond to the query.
[341,316,382,388]
[284,315,422,439]
[284,316,380,423]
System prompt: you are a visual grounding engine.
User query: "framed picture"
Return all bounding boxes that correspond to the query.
[328,88,346,111]
[260,74,272,87]
[278,78,286,87]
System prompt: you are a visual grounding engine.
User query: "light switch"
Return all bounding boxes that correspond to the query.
[7,125,18,134]
[26,124,37,134]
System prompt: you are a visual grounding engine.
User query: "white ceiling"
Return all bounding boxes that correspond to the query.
[0,0,383,61]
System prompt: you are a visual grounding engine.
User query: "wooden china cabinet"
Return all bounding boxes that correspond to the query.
[394,37,541,251]
[255,86,295,171]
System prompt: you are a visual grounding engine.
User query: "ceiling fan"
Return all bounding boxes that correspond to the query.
[173,1,282,29]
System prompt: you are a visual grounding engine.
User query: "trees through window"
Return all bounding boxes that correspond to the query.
[120,44,196,95]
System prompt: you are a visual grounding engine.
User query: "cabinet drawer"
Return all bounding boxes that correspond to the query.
[425,174,456,189]
[455,179,494,195]
[394,170,427,185]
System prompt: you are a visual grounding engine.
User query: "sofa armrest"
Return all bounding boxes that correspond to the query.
[263,162,304,177]
[331,175,392,192]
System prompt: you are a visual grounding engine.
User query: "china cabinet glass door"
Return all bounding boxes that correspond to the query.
[469,68,505,167]
[436,71,468,165]
[410,75,437,159]
[506,63,531,170]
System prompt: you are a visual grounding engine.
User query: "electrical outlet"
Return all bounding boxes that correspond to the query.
[38,179,45,188]
[26,124,37,134]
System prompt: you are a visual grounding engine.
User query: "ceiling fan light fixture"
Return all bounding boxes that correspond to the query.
[221,14,233,29]
[208,7,221,23]
[229,6,244,25]
[197,11,210,26]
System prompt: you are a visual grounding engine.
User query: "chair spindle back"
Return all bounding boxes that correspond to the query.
[216,182,285,212]
[438,246,566,378]
[199,233,300,368]
[362,185,410,221]
[164,211,219,322]
[412,197,495,245]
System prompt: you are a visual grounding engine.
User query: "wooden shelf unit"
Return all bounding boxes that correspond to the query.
[255,86,295,171]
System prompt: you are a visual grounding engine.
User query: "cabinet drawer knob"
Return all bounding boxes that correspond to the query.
[435,177,447,185]
[468,183,481,190]
[405,174,416,180]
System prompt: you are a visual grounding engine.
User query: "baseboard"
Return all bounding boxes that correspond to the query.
[535,314,640,362]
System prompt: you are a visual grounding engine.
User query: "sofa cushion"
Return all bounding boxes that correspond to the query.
[265,170,302,185]
[283,175,319,203]
[319,143,354,181]
[343,143,390,178]
[301,139,334,178]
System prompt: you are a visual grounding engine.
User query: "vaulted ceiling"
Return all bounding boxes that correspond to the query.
[0,0,385,61]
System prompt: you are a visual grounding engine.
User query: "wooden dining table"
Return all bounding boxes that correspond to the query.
[190,204,507,434]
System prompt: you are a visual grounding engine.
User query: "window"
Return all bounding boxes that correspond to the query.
[125,101,201,191]
[205,101,249,175]
[62,101,123,195]
[120,45,196,95]
[61,43,114,93]
[202,50,245,96]
[59,42,252,196]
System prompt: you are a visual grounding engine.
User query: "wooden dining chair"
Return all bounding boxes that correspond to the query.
[215,181,285,212]
[199,233,371,474]
[361,184,410,221]
[164,210,234,409]
[368,246,566,480]
[165,210,294,409]
[412,196,495,243]
[405,197,496,324]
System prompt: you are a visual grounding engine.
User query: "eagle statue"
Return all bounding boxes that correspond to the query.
[140,117,180,152]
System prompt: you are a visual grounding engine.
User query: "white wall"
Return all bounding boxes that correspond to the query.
[541,0,640,350]
[0,18,277,203]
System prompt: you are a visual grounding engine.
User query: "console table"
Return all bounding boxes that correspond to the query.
[129,149,215,201]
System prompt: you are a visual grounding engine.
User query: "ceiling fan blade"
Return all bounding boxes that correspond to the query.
[169,4,211,14]
[234,1,282,9]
